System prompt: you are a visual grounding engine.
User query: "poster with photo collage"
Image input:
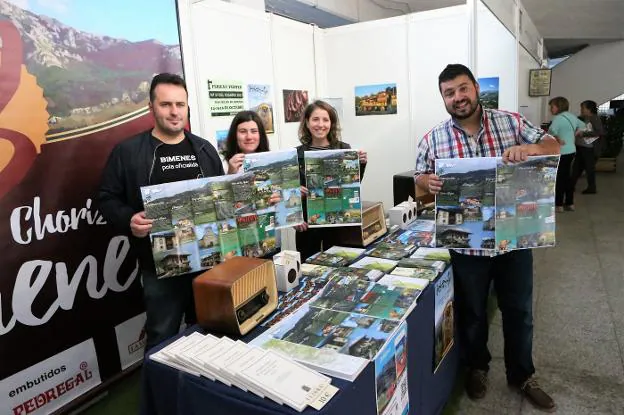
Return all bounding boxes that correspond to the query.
[304,149,362,227]
[141,172,282,278]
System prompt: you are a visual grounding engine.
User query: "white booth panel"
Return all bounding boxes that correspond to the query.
[186,1,274,148]
[270,14,317,150]
[518,45,543,126]
[322,16,411,210]
[477,0,517,112]
[409,6,470,146]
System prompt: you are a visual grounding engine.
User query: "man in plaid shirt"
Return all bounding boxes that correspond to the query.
[415,64,560,412]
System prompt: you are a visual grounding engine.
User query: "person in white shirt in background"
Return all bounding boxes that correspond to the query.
[223,110,270,174]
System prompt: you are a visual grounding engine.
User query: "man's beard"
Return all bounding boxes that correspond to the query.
[448,99,480,120]
[158,118,184,135]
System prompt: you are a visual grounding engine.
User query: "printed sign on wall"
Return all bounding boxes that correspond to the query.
[208,80,245,116]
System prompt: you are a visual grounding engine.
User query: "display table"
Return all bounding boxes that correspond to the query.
[139,273,459,415]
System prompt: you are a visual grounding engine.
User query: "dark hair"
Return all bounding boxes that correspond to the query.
[438,64,477,90]
[298,100,341,147]
[224,111,270,160]
[581,100,598,114]
[149,73,188,102]
[548,96,569,113]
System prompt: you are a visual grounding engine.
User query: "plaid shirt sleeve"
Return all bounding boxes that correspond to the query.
[517,114,546,145]
[415,134,435,174]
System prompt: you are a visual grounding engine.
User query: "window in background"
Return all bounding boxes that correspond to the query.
[547,55,571,68]
[598,93,624,116]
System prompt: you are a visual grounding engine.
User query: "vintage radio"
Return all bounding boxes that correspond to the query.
[193,257,277,336]
[328,201,387,247]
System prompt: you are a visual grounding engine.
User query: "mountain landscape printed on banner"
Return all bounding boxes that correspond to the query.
[0,0,182,136]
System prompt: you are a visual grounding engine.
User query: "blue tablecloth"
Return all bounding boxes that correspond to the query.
[140,272,459,415]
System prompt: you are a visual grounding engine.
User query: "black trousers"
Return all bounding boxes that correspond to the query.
[295,227,328,261]
[450,250,535,385]
[143,272,198,351]
[555,153,575,207]
[572,147,597,192]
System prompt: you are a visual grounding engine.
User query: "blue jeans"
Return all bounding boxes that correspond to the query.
[450,250,535,385]
[142,271,199,351]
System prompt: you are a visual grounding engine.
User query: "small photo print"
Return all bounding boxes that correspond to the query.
[217,219,241,260]
[216,130,228,157]
[478,77,499,110]
[355,83,397,116]
[196,223,219,250]
[171,201,193,228]
[283,89,309,123]
[307,197,326,226]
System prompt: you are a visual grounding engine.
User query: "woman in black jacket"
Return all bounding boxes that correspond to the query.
[295,100,367,260]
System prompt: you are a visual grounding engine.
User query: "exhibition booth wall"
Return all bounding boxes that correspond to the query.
[518,45,544,127]
[0,0,544,413]
[179,0,523,210]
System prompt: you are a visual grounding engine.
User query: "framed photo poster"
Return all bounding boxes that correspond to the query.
[529,69,552,97]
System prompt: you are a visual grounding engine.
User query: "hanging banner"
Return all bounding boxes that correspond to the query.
[0,0,183,411]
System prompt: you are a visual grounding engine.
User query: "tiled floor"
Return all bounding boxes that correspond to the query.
[452,165,624,414]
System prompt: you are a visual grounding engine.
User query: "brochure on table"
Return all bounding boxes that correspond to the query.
[261,270,333,328]
[151,333,339,411]
[250,272,421,381]
[382,219,435,248]
[375,321,409,415]
[310,274,421,321]
[250,303,401,381]
[433,267,454,373]
[434,156,559,252]
[304,149,362,227]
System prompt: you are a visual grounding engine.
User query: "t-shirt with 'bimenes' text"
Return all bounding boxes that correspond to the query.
[151,136,202,184]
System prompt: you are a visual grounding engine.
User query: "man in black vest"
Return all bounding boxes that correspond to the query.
[98,73,224,350]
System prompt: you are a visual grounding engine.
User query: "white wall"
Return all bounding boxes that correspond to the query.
[179,1,317,151]
[518,1,541,61]
[409,6,470,143]
[318,5,469,210]
[481,0,515,35]
[518,45,543,126]
[321,15,410,210]
[477,0,517,112]
[270,14,317,149]
[215,0,265,11]
[548,40,624,120]
[182,1,273,147]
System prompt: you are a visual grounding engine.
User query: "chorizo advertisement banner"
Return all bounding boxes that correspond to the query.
[0,0,183,411]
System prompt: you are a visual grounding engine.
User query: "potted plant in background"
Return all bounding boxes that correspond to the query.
[596,112,624,172]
